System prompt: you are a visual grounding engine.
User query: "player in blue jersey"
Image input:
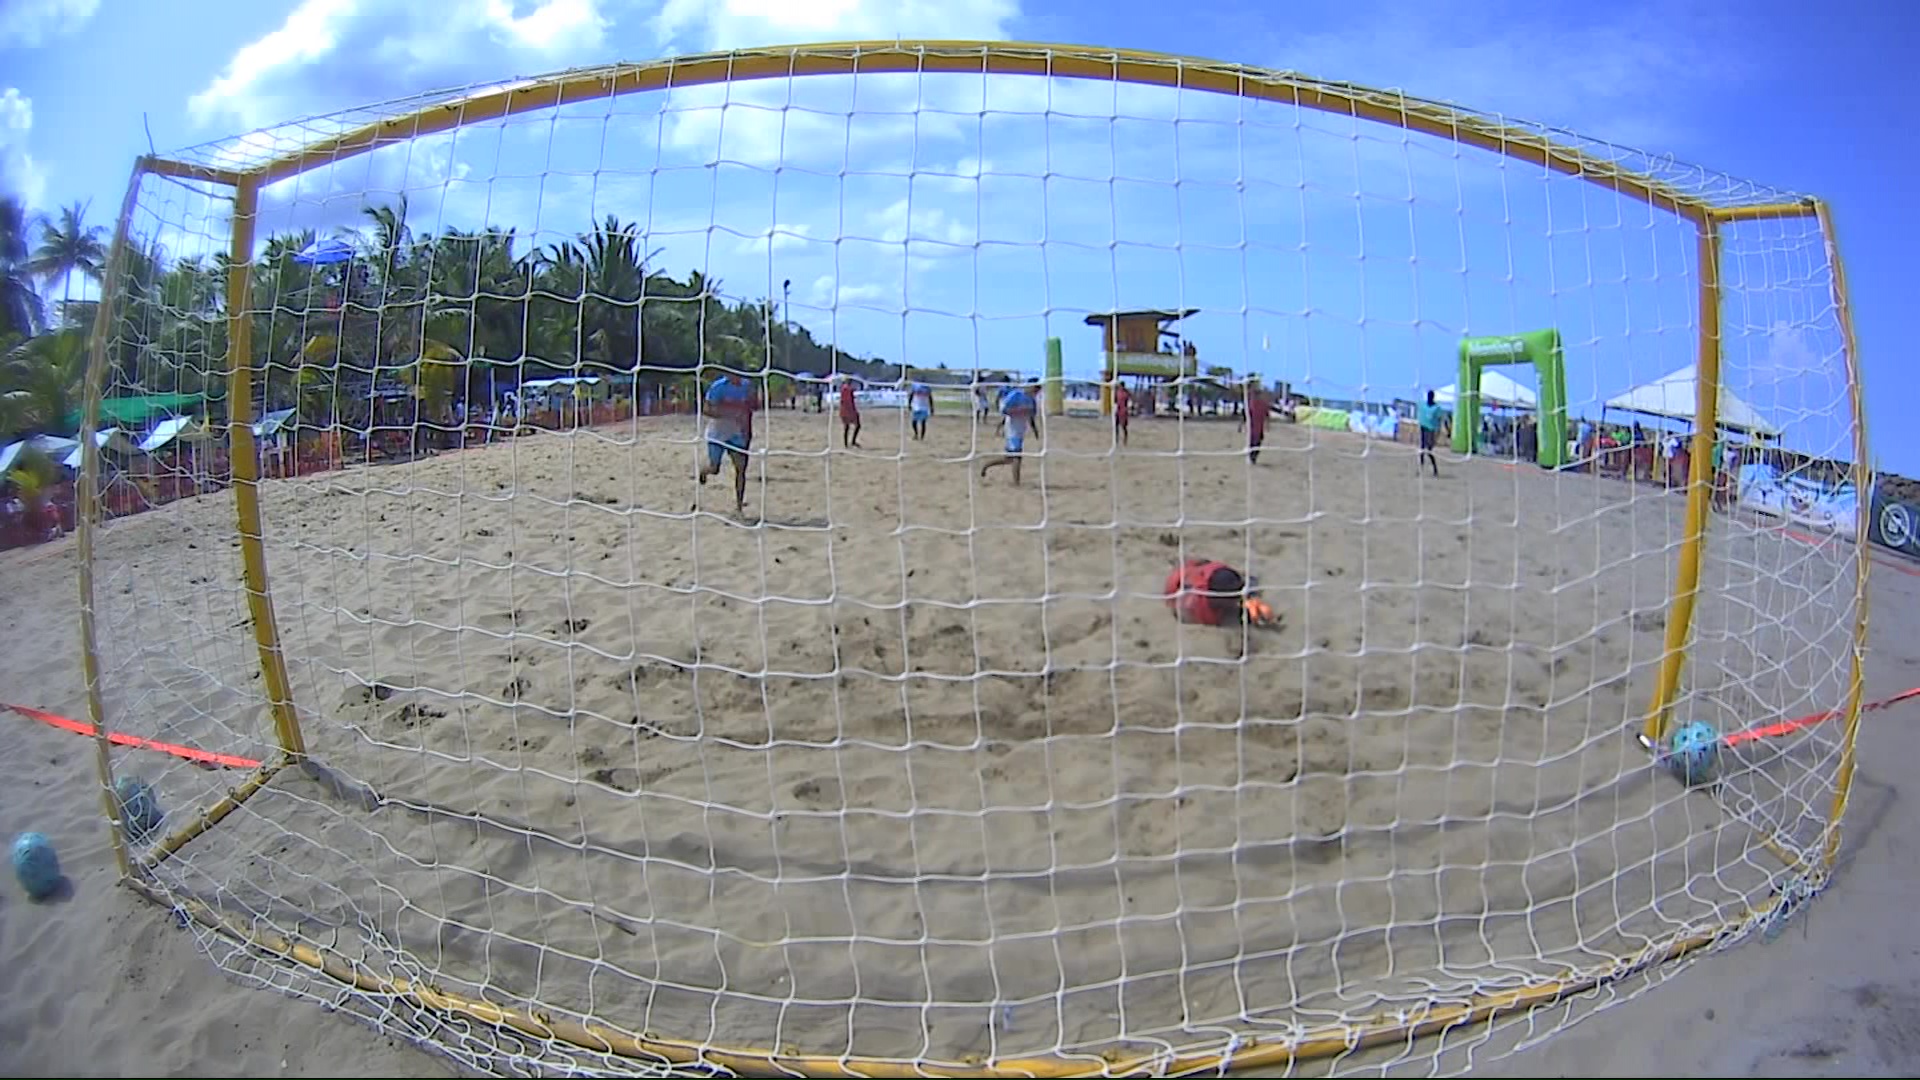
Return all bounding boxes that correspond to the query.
[697,372,760,515]
[979,377,1042,487]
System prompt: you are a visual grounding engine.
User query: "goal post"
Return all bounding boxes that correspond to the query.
[1811,197,1873,872]
[223,174,308,760]
[75,41,1871,1078]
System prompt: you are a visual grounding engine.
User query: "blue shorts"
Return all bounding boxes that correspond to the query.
[706,432,749,469]
[912,407,931,422]
[1005,435,1024,455]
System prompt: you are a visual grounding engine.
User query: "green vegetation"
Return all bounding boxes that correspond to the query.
[1,196,957,442]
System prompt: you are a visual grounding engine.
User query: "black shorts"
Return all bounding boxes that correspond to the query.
[1248,429,1265,448]
[1419,427,1436,451]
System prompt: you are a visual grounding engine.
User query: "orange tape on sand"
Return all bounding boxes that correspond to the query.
[1723,686,1920,748]
[4,704,262,769]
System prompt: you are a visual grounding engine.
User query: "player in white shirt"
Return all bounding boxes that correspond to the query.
[908,381,935,441]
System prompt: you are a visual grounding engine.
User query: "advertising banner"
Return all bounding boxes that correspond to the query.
[1868,484,1920,559]
[1736,463,1860,540]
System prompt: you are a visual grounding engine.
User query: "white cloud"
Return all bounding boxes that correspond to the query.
[653,0,1016,55]
[0,0,99,50]
[1754,320,1826,385]
[809,273,893,309]
[735,223,812,256]
[0,88,45,208]
[869,197,972,250]
[478,0,605,51]
[187,0,356,129]
[187,0,612,133]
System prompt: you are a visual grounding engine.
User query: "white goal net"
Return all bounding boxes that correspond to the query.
[77,44,1865,1077]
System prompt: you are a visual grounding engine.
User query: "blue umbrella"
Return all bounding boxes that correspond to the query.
[292,237,355,266]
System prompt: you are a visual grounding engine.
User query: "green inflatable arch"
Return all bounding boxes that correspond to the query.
[1451,329,1569,469]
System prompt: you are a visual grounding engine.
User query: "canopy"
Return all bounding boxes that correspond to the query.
[1604,365,1781,438]
[67,393,209,429]
[139,415,213,454]
[293,237,356,266]
[1434,370,1537,410]
[520,376,604,391]
[1,434,79,474]
[254,408,298,439]
[61,428,139,469]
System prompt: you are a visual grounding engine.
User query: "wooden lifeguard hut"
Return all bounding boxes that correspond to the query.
[1085,308,1200,416]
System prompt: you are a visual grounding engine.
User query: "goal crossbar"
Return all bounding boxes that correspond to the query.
[167,42,1739,218]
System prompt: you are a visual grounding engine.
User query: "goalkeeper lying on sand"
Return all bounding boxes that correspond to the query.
[1165,558,1278,627]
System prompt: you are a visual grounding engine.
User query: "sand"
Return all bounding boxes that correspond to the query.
[0,406,1910,1077]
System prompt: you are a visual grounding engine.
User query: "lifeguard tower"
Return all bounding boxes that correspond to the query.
[1085,308,1200,416]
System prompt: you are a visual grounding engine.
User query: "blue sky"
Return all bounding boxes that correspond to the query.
[0,0,1912,472]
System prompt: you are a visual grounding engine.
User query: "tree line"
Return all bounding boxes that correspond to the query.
[1,194,971,440]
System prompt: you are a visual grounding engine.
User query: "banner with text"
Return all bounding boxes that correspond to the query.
[1737,463,1861,540]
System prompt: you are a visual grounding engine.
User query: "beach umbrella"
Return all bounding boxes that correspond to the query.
[292,238,356,266]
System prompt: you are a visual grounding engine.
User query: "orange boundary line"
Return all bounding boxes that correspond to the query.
[1774,525,1920,576]
[1724,686,1920,748]
[5,703,262,769]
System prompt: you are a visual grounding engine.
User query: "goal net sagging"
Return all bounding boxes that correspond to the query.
[78,45,1864,1077]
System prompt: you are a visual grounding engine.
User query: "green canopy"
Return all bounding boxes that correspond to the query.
[68,393,209,429]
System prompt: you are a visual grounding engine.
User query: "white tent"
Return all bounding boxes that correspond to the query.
[1604,365,1781,438]
[1434,370,1538,410]
[61,428,139,470]
[254,408,298,439]
[139,415,209,454]
[519,376,603,391]
[1,434,80,474]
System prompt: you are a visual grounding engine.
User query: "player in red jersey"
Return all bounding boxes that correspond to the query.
[837,377,862,449]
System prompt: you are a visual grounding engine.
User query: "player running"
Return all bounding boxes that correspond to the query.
[697,371,761,516]
[980,377,1041,487]
[908,380,934,441]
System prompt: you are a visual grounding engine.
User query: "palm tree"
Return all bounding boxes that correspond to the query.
[425,226,531,360]
[29,200,107,327]
[18,207,903,438]
[360,198,411,305]
[573,216,653,371]
[1,327,88,435]
[0,196,41,338]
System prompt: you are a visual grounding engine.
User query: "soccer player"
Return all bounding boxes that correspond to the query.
[980,377,1041,487]
[1242,379,1273,464]
[1165,557,1278,628]
[908,380,934,441]
[697,371,760,516]
[1417,389,1447,478]
[838,377,862,449]
[1113,381,1132,446]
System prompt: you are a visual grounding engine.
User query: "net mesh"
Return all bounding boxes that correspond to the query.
[80,44,1861,1077]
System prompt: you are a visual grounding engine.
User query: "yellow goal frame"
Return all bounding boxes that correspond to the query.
[73,40,1871,1077]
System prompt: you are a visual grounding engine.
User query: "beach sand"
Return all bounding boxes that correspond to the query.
[1,408,1908,1077]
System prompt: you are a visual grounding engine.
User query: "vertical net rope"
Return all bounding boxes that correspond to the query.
[78,44,1861,1078]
